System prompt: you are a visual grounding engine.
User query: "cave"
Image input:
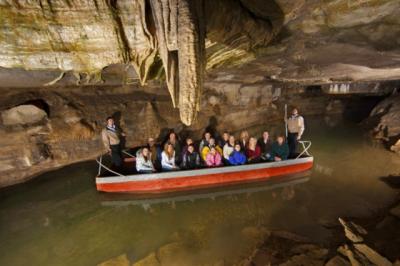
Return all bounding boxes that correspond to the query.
[20,99,51,117]
[1,0,400,265]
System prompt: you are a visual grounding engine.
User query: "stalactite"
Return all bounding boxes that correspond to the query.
[130,0,158,85]
[148,0,179,107]
[177,0,205,125]
[149,0,205,125]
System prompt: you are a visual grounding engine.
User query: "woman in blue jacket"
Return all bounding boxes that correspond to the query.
[229,143,247,165]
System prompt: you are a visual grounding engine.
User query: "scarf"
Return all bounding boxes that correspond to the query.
[106,125,117,133]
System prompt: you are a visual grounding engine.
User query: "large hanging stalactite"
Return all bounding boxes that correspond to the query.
[149,0,205,126]
[177,0,205,125]
[148,0,180,107]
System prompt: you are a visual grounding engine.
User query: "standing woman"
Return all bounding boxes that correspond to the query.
[239,130,250,150]
[246,137,261,163]
[161,143,179,171]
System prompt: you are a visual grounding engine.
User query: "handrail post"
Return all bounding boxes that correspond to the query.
[296,140,312,159]
[97,155,103,176]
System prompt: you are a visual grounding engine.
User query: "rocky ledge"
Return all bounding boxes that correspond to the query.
[365,94,400,155]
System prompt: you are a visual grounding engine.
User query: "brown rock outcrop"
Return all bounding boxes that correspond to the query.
[367,94,400,153]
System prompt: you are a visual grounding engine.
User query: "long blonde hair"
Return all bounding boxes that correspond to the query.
[249,137,257,150]
[164,143,175,160]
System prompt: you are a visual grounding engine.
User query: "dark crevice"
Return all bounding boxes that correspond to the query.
[106,0,131,63]
[20,99,51,117]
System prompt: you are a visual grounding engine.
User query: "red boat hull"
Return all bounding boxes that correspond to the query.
[96,157,313,194]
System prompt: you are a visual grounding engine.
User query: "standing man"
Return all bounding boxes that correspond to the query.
[102,117,124,169]
[287,108,305,157]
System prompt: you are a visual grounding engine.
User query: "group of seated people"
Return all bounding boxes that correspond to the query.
[135,130,290,173]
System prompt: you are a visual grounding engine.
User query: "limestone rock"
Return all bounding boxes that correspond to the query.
[279,254,325,266]
[368,95,400,141]
[1,105,47,126]
[97,254,130,266]
[390,139,400,154]
[337,245,362,266]
[389,204,400,219]
[325,256,351,266]
[353,244,392,266]
[338,218,367,243]
[132,252,160,266]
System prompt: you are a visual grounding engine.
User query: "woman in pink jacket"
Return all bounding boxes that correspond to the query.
[205,147,223,167]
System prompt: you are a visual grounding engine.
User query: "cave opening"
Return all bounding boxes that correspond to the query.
[20,99,50,117]
[339,95,386,123]
[305,85,322,95]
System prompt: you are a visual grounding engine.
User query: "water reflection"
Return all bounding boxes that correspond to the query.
[0,117,399,266]
[100,174,310,209]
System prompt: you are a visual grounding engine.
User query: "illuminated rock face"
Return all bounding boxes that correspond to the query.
[3,0,399,125]
[0,0,276,125]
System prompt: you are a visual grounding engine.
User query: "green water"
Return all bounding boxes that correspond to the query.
[1,118,399,265]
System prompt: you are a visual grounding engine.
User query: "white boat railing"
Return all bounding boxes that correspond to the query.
[296,140,312,159]
[96,149,136,177]
[96,141,312,178]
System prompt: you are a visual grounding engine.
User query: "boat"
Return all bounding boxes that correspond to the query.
[95,141,313,194]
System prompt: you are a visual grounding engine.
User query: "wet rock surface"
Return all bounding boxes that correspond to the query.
[366,94,400,154]
[0,81,388,187]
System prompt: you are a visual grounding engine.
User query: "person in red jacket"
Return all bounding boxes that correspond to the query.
[246,137,261,163]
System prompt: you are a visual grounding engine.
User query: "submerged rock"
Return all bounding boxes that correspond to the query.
[325,256,350,266]
[132,252,160,266]
[390,204,400,219]
[97,254,130,266]
[338,218,368,243]
[353,244,392,266]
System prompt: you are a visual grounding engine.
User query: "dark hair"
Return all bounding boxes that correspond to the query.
[106,116,113,121]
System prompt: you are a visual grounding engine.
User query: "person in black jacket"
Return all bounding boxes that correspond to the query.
[181,144,201,170]
[258,131,273,161]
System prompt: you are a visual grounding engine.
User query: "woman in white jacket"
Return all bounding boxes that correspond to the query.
[161,143,179,171]
[136,147,155,173]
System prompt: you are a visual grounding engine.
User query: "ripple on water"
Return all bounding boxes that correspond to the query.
[0,118,399,266]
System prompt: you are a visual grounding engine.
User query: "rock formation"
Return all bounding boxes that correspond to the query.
[366,94,400,154]
[1,0,400,184]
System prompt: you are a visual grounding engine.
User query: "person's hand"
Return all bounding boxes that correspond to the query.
[275,156,281,161]
[121,133,126,137]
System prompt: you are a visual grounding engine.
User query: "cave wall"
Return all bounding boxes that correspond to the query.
[0,78,395,188]
[1,0,400,186]
[2,0,400,126]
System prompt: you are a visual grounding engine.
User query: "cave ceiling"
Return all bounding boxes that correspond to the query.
[1,0,400,125]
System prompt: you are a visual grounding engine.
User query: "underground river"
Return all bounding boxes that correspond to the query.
[0,117,399,265]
